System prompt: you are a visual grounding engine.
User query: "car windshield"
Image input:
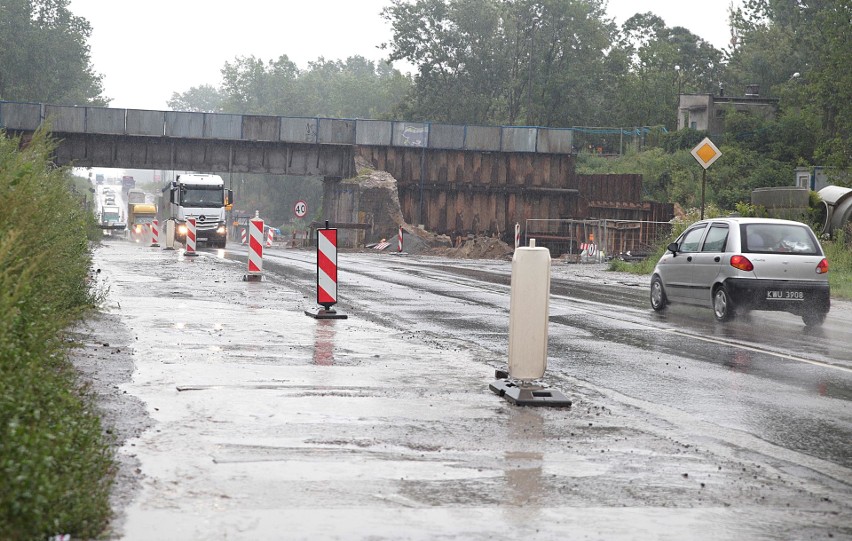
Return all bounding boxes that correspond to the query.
[740,223,820,255]
[181,186,223,207]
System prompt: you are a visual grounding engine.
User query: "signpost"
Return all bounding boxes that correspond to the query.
[690,137,722,220]
[294,200,308,219]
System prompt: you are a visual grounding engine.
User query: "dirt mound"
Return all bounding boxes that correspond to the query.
[428,236,513,260]
[340,159,509,259]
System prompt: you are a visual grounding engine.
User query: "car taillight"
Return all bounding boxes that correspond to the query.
[816,258,829,274]
[730,255,754,272]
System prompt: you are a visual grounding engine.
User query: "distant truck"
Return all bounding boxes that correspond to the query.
[127,188,146,205]
[125,188,150,241]
[122,175,136,194]
[100,205,126,232]
[128,203,157,242]
[158,174,233,248]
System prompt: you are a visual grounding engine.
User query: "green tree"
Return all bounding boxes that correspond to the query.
[171,53,411,119]
[726,0,851,167]
[217,54,300,115]
[382,0,510,123]
[612,13,724,130]
[0,0,105,104]
[522,0,620,127]
[381,0,619,126]
[167,84,223,112]
[293,56,411,119]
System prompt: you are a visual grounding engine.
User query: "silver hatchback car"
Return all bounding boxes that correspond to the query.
[650,217,830,325]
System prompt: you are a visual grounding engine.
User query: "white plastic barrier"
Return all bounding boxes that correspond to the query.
[507,239,551,380]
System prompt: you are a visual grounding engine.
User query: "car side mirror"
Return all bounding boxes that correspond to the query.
[667,242,679,255]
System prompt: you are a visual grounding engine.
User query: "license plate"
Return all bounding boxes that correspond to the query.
[198,237,208,241]
[767,290,804,300]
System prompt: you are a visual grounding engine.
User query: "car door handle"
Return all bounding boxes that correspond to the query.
[714,256,721,262]
[686,256,692,262]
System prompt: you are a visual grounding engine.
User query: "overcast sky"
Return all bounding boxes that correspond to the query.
[68,0,741,111]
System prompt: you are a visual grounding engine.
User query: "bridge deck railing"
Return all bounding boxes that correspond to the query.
[0,100,575,155]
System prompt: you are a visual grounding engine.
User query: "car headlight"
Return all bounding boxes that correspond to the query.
[178,225,188,235]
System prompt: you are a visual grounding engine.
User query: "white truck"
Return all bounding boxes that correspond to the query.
[158,174,233,248]
[99,204,126,232]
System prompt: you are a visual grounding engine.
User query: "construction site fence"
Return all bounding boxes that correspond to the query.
[524,219,675,263]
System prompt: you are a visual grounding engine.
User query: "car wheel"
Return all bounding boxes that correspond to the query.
[802,312,826,327]
[650,276,667,312]
[713,285,735,322]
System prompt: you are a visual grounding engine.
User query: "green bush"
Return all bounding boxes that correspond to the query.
[0,130,113,540]
[824,229,852,299]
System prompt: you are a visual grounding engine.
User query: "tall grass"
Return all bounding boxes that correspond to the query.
[824,229,852,299]
[0,129,113,540]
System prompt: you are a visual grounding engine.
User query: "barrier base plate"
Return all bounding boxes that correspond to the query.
[305,308,348,320]
[150,244,160,248]
[243,274,263,282]
[183,252,199,257]
[489,380,572,408]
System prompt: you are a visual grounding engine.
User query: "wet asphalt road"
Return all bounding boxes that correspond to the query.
[233,245,852,469]
[89,238,851,540]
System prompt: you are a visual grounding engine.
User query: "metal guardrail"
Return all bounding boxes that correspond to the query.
[0,100,575,155]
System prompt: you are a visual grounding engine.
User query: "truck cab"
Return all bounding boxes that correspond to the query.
[100,205,126,232]
[128,203,157,242]
[159,174,233,248]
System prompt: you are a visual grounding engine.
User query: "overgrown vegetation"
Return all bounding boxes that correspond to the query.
[0,129,113,540]
[824,229,852,299]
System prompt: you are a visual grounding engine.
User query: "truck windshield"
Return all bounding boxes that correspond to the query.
[103,212,120,221]
[181,186,223,207]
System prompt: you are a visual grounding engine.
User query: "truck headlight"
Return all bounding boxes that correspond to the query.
[178,224,188,235]
[135,225,142,233]
[216,225,226,234]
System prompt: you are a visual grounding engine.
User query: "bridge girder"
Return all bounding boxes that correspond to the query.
[44,133,355,178]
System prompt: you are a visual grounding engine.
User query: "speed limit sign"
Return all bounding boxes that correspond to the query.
[294,200,308,218]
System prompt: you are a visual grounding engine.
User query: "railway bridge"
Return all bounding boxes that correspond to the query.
[1,101,672,253]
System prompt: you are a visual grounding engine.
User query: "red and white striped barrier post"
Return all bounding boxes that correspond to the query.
[243,213,264,281]
[390,224,407,256]
[150,219,160,248]
[241,227,247,245]
[514,222,520,250]
[266,227,273,248]
[306,221,347,319]
[184,217,198,257]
